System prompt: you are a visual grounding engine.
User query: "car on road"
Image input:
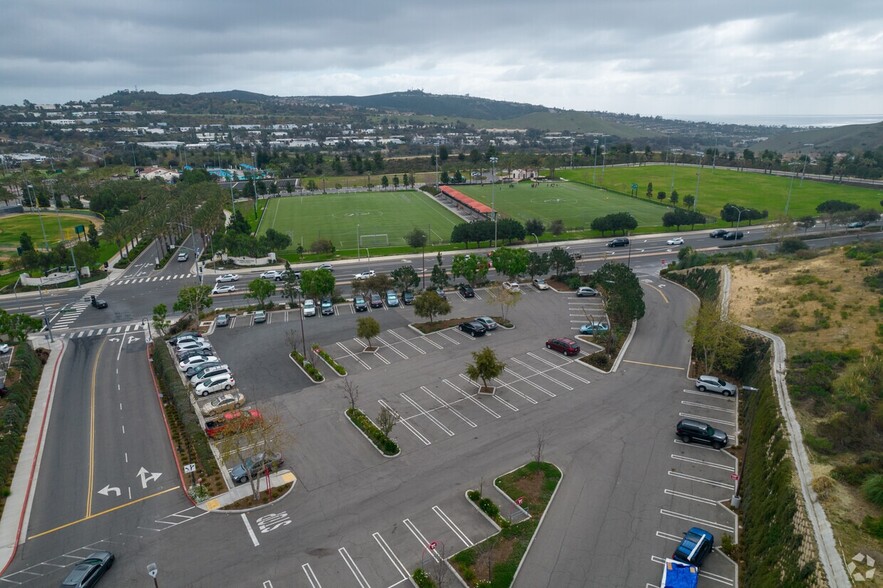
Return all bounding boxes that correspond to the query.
[576,286,598,297]
[253,310,267,323]
[190,365,230,386]
[179,354,219,370]
[194,374,235,397]
[709,229,729,238]
[200,392,246,417]
[320,298,335,316]
[215,313,231,327]
[0,344,10,355]
[177,251,189,262]
[402,291,415,305]
[353,295,368,312]
[354,270,376,280]
[215,273,239,283]
[722,231,744,240]
[185,361,223,378]
[568,251,582,260]
[89,295,108,309]
[386,290,399,307]
[458,284,475,298]
[676,418,728,449]
[231,451,285,484]
[607,237,630,247]
[545,338,581,356]
[316,263,334,271]
[667,236,685,245]
[695,375,738,396]
[435,287,447,298]
[458,321,487,337]
[502,281,521,292]
[205,408,262,438]
[475,316,498,331]
[532,278,550,290]
[847,221,868,228]
[579,322,609,335]
[212,284,235,294]
[369,293,384,308]
[672,527,715,566]
[61,551,114,587]
[260,270,284,280]
[302,299,316,317]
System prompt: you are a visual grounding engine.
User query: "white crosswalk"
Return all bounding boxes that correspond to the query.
[109,273,194,286]
[59,321,149,339]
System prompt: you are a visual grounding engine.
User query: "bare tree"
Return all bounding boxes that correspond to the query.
[534,428,547,463]
[376,406,398,436]
[342,378,359,410]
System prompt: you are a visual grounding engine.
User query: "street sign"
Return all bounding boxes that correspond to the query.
[147,563,158,578]
[516,497,524,505]
[183,463,196,474]
[731,473,740,481]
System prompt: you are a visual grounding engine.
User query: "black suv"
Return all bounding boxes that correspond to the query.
[676,418,728,449]
[607,238,630,248]
[353,295,368,312]
[369,293,383,308]
[709,229,729,238]
[458,284,475,298]
[402,291,415,305]
[722,231,744,240]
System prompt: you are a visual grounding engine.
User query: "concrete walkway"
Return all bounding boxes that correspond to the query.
[198,470,297,512]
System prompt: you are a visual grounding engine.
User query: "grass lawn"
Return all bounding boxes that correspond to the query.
[452,181,670,230]
[0,213,95,252]
[561,164,883,219]
[256,190,463,251]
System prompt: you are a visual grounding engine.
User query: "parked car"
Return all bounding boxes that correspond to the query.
[302,299,316,317]
[175,341,212,357]
[695,375,738,396]
[579,322,609,335]
[545,338,581,356]
[402,291,415,305]
[435,287,447,298]
[607,237,630,247]
[200,392,246,417]
[0,344,11,355]
[354,270,376,280]
[369,293,384,308]
[576,286,598,297]
[179,354,219,370]
[230,451,285,484]
[194,374,236,397]
[205,408,262,438]
[177,251,189,262]
[532,278,550,290]
[177,349,211,363]
[261,270,285,281]
[253,310,267,323]
[386,290,399,307]
[185,361,222,378]
[215,273,239,283]
[174,335,206,347]
[212,284,235,294]
[89,295,108,309]
[722,231,744,240]
[190,365,230,386]
[502,281,521,292]
[709,229,729,238]
[676,418,728,449]
[667,237,685,245]
[475,316,498,331]
[672,527,715,566]
[458,284,475,298]
[458,321,487,337]
[320,298,335,316]
[168,331,200,345]
[215,313,231,327]
[353,295,368,312]
[316,263,334,271]
[60,551,114,587]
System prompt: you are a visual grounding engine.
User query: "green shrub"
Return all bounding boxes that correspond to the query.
[863,516,883,539]
[312,345,346,375]
[478,497,500,520]
[291,350,324,382]
[862,474,883,506]
[412,568,436,588]
[346,408,399,455]
[803,433,834,455]
[831,453,883,485]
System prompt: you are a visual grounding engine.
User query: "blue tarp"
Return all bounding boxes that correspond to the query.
[661,559,698,588]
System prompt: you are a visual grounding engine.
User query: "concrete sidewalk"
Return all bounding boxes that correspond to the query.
[198,470,297,512]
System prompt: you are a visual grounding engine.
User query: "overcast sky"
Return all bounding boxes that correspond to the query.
[3,0,881,122]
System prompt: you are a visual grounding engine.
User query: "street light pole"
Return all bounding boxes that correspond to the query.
[50,182,81,287]
[490,156,499,248]
[592,139,599,185]
[27,184,50,252]
[531,233,539,248]
[357,224,361,262]
[694,152,703,211]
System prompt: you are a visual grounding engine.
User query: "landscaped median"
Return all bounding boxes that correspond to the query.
[290,349,324,382]
[346,408,400,456]
[312,344,346,376]
[411,316,512,335]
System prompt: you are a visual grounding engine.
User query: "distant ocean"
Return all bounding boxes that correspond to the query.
[673,114,883,128]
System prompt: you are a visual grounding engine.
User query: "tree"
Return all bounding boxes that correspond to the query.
[592,262,645,325]
[526,251,550,280]
[280,261,301,306]
[0,309,43,343]
[548,246,575,277]
[687,303,744,373]
[496,218,526,243]
[364,272,393,294]
[451,254,490,286]
[357,316,381,349]
[299,269,335,300]
[341,378,359,410]
[413,290,451,324]
[525,218,545,237]
[430,252,449,289]
[376,406,398,436]
[488,284,521,321]
[258,228,291,252]
[391,265,420,294]
[796,216,816,233]
[87,223,100,248]
[406,228,428,249]
[381,175,389,189]
[246,278,276,308]
[152,303,170,335]
[465,347,506,393]
[663,208,706,230]
[670,192,679,206]
[310,239,335,254]
[490,247,529,281]
[816,200,859,214]
[19,232,34,253]
[683,194,695,208]
[549,219,565,236]
[173,285,214,319]
[646,181,653,197]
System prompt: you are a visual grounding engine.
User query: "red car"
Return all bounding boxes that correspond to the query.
[205,408,263,438]
[545,338,581,356]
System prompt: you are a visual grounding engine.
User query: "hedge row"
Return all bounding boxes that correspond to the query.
[467,489,509,528]
[114,238,152,269]
[291,350,324,382]
[312,345,346,375]
[0,346,43,503]
[346,408,398,455]
[412,569,436,588]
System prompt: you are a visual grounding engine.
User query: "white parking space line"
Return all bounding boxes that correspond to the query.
[682,389,733,400]
[372,532,409,581]
[668,471,734,490]
[663,489,720,506]
[421,386,477,427]
[493,378,538,404]
[435,331,460,345]
[459,374,519,411]
[432,505,474,547]
[337,342,372,370]
[659,509,734,533]
[338,547,370,588]
[677,412,735,427]
[651,553,734,586]
[241,514,260,546]
[670,454,735,471]
[376,336,408,359]
[443,379,501,418]
[379,399,430,445]
[510,358,573,390]
[400,393,454,436]
[527,352,592,384]
[387,330,426,354]
[680,400,735,414]
[302,563,322,588]
[420,335,444,350]
[403,519,439,562]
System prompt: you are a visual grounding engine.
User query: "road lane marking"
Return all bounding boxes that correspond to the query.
[379,400,430,445]
[400,394,454,436]
[403,519,438,562]
[433,506,474,547]
[621,359,685,370]
[302,564,322,588]
[421,386,476,427]
[338,547,370,587]
[86,337,109,517]
[241,513,260,546]
[443,379,500,418]
[373,532,409,580]
[527,352,592,384]
[645,283,670,303]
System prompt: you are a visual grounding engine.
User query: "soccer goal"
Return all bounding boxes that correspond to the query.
[359,234,390,248]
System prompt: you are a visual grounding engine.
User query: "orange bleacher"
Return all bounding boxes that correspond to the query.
[440,185,493,215]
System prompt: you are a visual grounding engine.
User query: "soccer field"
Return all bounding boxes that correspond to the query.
[257,191,464,251]
[453,182,669,230]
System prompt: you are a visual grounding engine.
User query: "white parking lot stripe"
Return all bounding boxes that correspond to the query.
[302,563,322,588]
[435,331,460,345]
[400,393,454,436]
[667,471,734,490]
[663,489,720,506]
[376,336,408,359]
[499,368,555,397]
[527,352,592,384]
[403,519,438,562]
[680,400,736,414]
[420,335,444,350]
[241,513,260,546]
[670,454,735,471]
[677,412,735,427]
[421,386,477,427]
[387,330,426,354]
[492,378,538,404]
[338,547,370,588]
[659,509,734,533]
[433,505,474,547]
[337,342,372,370]
[510,357,573,390]
[373,532,409,581]
[443,379,501,418]
[379,399,430,445]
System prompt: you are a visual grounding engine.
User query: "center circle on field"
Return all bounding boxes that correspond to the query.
[529,198,575,205]
[336,211,383,218]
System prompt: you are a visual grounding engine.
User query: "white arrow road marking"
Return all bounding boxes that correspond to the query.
[137,467,162,489]
[97,485,121,497]
[127,335,141,344]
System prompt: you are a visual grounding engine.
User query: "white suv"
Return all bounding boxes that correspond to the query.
[695,375,738,396]
[302,299,317,317]
[194,374,235,397]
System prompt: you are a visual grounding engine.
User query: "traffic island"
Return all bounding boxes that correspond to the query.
[346,408,400,457]
[289,350,325,383]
